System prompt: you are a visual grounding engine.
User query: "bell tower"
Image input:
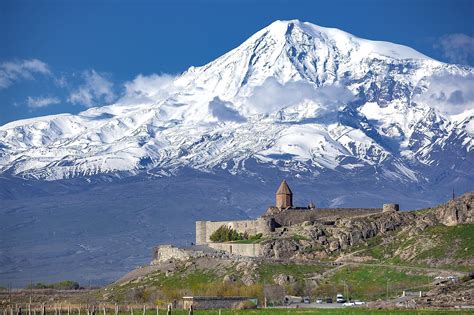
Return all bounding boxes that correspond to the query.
[276,180,293,209]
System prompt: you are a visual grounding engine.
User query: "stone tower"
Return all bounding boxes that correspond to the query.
[276,180,293,209]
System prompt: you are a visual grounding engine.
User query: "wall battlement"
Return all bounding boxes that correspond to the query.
[268,207,384,226]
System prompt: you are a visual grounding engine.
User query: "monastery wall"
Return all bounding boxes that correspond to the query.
[151,245,192,264]
[208,242,262,257]
[196,218,274,245]
[270,207,384,226]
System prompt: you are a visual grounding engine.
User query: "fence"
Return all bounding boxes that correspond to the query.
[0,304,185,315]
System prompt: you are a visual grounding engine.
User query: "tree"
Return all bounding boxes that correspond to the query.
[209,225,245,242]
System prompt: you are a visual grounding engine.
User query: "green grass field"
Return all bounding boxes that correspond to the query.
[39,309,474,315]
[257,262,329,284]
[186,310,473,315]
[351,224,474,272]
[313,265,432,300]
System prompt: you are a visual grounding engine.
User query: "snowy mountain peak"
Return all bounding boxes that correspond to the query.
[177,19,439,103]
[0,20,472,188]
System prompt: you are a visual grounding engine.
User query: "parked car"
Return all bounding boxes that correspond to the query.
[336,293,346,303]
[354,300,366,305]
[343,301,355,307]
[326,297,333,303]
[284,295,303,304]
[303,296,310,304]
[316,299,323,304]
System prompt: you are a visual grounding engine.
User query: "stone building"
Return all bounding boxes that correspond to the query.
[194,180,399,249]
[155,180,400,260]
[276,179,293,209]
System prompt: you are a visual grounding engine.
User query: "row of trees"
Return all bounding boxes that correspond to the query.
[26,280,81,290]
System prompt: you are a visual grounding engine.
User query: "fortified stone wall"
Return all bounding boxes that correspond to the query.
[196,218,274,245]
[269,207,384,226]
[383,203,400,212]
[208,242,262,257]
[151,245,192,264]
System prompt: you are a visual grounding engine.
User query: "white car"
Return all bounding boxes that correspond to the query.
[315,299,323,304]
[343,302,355,307]
[354,301,366,305]
[336,293,345,303]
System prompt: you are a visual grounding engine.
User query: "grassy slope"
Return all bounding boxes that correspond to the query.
[258,263,328,284]
[313,265,432,300]
[102,220,472,305]
[104,261,436,303]
[350,224,474,271]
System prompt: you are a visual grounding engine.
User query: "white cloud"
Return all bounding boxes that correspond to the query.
[208,97,246,122]
[27,96,61,108]
[120,73,177,104]
[435,33,474,65]
[68,70,116,107]
[0,59,51,89]
[414,73,474,116]
[244,77,355,115]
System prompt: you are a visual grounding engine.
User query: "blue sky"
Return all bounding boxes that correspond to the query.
[1,0,473,125]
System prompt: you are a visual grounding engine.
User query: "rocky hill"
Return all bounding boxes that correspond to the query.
[257,191,473,269]
[88,192,473,307]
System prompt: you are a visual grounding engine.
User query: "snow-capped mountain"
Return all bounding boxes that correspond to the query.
[1,20,472,186]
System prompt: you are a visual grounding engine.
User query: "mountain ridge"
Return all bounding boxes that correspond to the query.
[1,20,472,184]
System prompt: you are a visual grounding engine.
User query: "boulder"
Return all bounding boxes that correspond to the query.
[223,274,236,283]
[273,274,296,286]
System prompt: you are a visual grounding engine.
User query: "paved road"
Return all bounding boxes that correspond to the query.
[273,303,346,309]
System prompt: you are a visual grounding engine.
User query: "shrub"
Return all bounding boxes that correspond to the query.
[210,225,244,242]
[209,226,263,243]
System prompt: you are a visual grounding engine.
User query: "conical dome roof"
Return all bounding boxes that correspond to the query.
[276,180,292,195]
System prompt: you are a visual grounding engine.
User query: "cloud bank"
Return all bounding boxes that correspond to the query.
[414,73,474,116]
[27,96,61,108]
[121,73,177,104]
[208,97,246,122]
[68,70,116,107]
[0,59,51,89]
[244,78,355,115]
[435,33,474,65]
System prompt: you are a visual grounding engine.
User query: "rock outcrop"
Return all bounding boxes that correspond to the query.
[260,192,473,259]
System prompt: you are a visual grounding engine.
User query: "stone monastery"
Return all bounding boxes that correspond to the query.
[153,180,399,261]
